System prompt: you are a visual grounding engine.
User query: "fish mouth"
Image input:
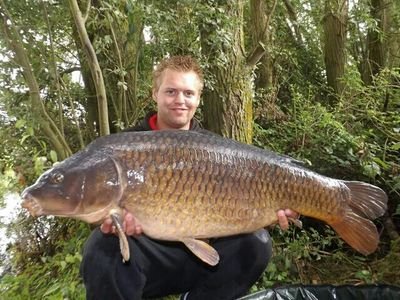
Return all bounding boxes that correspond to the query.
[21,192,44,217]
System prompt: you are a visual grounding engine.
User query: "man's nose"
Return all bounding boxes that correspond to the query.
[175,92,185,103]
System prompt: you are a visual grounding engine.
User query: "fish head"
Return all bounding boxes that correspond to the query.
[21,149,125,224]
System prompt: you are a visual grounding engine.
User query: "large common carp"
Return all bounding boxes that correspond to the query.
[21,130,387,266]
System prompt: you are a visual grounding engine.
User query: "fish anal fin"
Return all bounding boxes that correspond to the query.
[180,238,220,266]
[110,211,130,262]
[330,211,379,255]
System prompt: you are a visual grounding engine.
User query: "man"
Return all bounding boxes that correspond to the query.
[81,55,298,300]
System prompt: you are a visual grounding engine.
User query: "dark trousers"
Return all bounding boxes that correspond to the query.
[80,229,272,300]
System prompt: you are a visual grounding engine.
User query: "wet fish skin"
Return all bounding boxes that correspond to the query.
[21,130,388,265]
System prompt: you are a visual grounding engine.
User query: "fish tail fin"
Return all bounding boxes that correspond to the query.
[343,181,387,219]
[329,181,387,255]
[330,212,380,255]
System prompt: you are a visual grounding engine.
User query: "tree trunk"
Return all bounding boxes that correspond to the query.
[70,24,99,142]
[83,0,145,132]
[249,0,277,92]
[364,0,388,85]
[124,6,145,127]
[323,0,348,102]
[386,0,399,69]
[283,0,304,47]
[200,0,254,144]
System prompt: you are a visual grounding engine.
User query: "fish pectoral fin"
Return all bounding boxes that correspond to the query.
[110,212,130,263]
[180,238,220,266]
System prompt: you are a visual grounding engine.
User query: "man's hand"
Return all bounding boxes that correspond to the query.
[100,210,143,236]
[276,209,300,231]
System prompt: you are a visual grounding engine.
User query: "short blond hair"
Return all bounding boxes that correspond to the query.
[153,55,204,92]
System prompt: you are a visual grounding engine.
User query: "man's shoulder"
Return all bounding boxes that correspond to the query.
[190,119,218,136]
[124,123,147,132]
[123,112,155,132]
[192,127,217,136]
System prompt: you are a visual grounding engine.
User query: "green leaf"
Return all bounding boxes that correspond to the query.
[60,261,67,270]
[43,283,61,296]
[50,150,58,163]
[27,127,34,136]
[15,119,26,129]
[362,161,381,177]
[65,254,75,263]
[391,142,400,151]
[372,157,389,170]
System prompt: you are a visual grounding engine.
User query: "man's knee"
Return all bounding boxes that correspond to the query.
[80,229,146,300]
[240,229,272,273]
[83,228,120,257]
[80,228,119,279]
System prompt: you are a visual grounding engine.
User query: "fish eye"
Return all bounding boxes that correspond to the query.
[50,172,64,184]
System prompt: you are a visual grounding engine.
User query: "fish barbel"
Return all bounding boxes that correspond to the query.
[21,130,387,265]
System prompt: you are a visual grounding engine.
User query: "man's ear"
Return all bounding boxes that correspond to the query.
[152,89,158,103]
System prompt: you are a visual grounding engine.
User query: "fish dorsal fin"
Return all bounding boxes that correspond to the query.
[180,238,220,266]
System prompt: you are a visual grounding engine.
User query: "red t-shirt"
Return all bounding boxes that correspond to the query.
[149,114,159,130]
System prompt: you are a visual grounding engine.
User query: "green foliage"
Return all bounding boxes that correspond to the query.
[0,220,89,300]
[0,170,18,204]
[254,92,361,177]
[1,251,85,300]
[251,225,341,292]
[252,65,399,291]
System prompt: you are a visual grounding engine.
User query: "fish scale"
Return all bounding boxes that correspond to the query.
[22,130,387,265]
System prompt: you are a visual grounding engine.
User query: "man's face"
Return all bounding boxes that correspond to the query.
[153,69,201,130]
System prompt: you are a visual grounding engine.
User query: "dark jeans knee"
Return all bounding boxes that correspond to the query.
[82,227,119,257]
[80,228,120,281]
[186,230,273,300]
[240,229,272,275]
[80,228,145,300]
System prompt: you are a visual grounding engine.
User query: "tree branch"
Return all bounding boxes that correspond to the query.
[283,0,303,46]
[246,0,277,67]
[246,42,266,67]
[41,0,65,137]
[59,66,81,76]
[68,0,110,136]
[82,0,91,23]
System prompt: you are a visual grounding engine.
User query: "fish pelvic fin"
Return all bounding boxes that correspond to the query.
[110,157,128,205]
[329,181,387,255]
[110,210,130,262]
[180,238,220,266]
[330,211,380,255]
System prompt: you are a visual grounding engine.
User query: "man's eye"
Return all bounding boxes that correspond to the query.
[184,91,194,97]
[166,90,175,95]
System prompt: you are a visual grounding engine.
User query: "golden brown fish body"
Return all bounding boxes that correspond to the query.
[21,130,387,265]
